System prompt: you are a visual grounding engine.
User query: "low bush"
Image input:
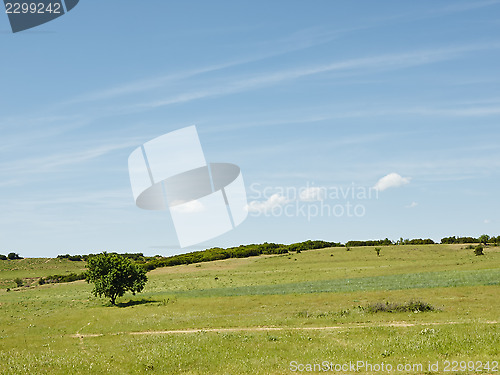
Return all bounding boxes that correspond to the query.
[39,272,87,284]
[474,246,484,256]
[364,300,435,313]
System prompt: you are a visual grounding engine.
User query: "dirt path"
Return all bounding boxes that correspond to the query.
[71,320,497,338]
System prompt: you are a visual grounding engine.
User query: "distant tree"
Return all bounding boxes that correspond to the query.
[478,235,490,245]
[375,247,381,256]
[382,238,393,246]
[86,252,147,305]
[441,236,481,244]
[406,238,435,245]
[0,254,7,260]
[7,253,22,260]
[441,236,457,244]
[457,237,478,244]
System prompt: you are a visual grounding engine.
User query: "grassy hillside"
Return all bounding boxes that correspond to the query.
[0,258,86,288]
[0,244,498,374]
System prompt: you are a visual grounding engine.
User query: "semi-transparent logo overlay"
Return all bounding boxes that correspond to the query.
[3,0,79,33]
[128,126,248,248]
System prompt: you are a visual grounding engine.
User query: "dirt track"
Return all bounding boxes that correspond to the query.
[72,320,498,338]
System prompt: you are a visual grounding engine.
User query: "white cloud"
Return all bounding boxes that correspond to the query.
[299,187,326,202]
[246,193,289,213]
[484,219,491,224]
[406,201,418,208]
[170,200,205,214]
[374,173,411,191]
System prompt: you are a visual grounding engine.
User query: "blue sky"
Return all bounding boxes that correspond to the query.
[1,1,499,257]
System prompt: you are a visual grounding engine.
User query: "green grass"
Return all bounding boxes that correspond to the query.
[159,268,499,298]
[0,244,498,374]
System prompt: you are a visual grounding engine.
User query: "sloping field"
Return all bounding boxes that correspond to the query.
[0,244,498,374]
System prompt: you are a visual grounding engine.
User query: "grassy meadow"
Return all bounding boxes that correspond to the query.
[0,244,498,374]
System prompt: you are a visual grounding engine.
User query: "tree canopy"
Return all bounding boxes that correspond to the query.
[85,252,147,305]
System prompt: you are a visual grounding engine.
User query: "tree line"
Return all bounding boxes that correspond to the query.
[441,235,500,245]
[140,240,343,271]
[4,235,499,283]
[0,253,23,260]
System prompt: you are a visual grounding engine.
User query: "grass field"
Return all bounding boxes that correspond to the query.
[0,244,498,374]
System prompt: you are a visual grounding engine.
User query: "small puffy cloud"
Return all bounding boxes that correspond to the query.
[405,201,418,208]
[299,187,326,202]
[170,199,205,214]
[246,193,288,213]
[484,219,491,224]
[374,173,411,191]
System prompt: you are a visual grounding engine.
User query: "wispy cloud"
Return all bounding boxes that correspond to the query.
[393,0,500,24]
[66,27,352,105]
[438,0,500,14]
[0,139,140,177]
[135,42,500,109]
[11,189,132,208]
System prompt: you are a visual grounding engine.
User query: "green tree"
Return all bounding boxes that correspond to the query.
[478,234,490,245]
[86,252,147,305]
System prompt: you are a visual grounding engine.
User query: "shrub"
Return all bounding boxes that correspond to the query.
[375,247,381,256]
[346,238,393,247]
[57,254,84,261]
[364,300,435,313]
[0,254,7,260]
[14,278,23,287]
[8,253,22,260]
[474,246,484,256]
[40,272,87,284]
